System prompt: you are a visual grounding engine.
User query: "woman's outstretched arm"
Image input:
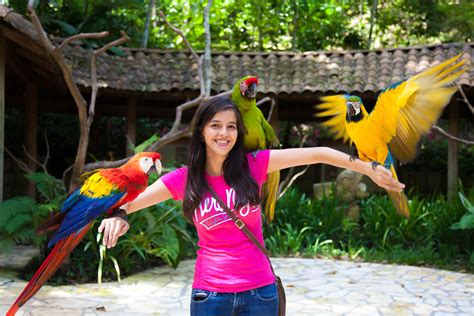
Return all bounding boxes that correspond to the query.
[268,147,405,192]
[98,179,173,248]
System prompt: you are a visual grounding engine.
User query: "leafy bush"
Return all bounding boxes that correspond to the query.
[264,186,474,272]
[450,192,474,230]
[0,172,65,252]
[19,173,197,285]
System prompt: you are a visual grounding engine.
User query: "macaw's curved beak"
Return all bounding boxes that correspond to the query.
[149,159,162,175]
[346,104,356,121]
[245,82,258,99]
[346,107,352,122]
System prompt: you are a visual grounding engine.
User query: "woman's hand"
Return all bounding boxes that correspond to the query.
[367,163,405,192]
[98,217,130,249]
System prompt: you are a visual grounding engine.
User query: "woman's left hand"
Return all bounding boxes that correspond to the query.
[367,163,405,192]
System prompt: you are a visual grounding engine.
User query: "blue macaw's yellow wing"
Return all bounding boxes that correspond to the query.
[314,95,352,144]
[48,172,126,247]
[367,54,466,163]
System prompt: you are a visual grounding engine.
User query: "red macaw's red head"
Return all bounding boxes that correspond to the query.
[239,76,259,99]
[124,152,162,175]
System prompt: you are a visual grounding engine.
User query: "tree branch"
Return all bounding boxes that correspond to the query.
[5,147,31,174]
[432,125,474,145]
[159,10,205,96]
[277,134,309,197]
[27,1,54,51]
[278,165,310,199]
[457,83,474,115]
[89,31,130,125]
[56,32,109,53]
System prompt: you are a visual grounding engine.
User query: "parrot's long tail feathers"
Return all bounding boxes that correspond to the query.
[7,223,92,316]
[387,164,410,218]
[263,171,280,222]
[35,212,66,235]
[387,190,410,219]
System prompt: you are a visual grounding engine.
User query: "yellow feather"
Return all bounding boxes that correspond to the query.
[263,171,280,221]
[80,173,117,198]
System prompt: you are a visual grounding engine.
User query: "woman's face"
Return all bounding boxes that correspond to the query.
[202,109,238,158]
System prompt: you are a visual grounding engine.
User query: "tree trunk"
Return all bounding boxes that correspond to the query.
[203,0,212,97]
[70,123,90,190]
[292,2,299,51]
[368,0,378,49]
[142,0,155,48]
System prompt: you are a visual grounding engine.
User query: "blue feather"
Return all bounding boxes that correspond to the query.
[48,192,125,247]
[384,151,395,170]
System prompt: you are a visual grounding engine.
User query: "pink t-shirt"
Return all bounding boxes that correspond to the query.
[160,150,275,292]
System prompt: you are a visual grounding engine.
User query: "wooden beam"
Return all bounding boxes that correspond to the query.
[126,95,137,155]
[0,24,50,59]
[14,43,58,75]
[25,82,37,198]
[0,31,5,201]
[447,102,459,201]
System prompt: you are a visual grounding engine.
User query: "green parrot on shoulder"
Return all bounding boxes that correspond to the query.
[231,76,280,221]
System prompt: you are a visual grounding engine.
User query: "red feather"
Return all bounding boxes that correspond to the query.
[7,223,92,316]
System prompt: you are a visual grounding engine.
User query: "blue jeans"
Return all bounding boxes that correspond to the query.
[190,283,279,316]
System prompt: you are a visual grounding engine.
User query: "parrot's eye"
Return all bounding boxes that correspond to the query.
[354,102,360,109]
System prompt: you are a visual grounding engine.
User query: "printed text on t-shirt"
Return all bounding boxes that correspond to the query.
[194,188,259,230]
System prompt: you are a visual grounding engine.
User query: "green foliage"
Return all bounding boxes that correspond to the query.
[0,172,64,253]
[128,133,160,154]
[450,192,474,230]
[22,195,196,285]
[25,172,66,202]
[0,197,40,252]
[7,0,473,51]
[264,187,474,272]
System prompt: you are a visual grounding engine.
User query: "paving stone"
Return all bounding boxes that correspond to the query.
[1,254,473,315]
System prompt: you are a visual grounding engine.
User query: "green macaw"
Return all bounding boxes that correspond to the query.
[231,76,280,221]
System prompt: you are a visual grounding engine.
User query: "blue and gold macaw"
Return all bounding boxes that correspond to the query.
[315,54,466,218]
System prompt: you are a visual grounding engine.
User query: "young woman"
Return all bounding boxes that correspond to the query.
[98,96,404,316]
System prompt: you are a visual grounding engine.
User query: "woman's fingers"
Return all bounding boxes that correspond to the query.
[110,221,123,248]
[373,164,405,192]
[98,218,129,249]
[101,220,110,247]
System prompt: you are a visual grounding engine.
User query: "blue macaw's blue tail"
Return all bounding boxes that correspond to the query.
[384,151,395,169]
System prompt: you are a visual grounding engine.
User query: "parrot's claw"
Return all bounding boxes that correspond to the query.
[349,155,358,162]
[371,161,381,170]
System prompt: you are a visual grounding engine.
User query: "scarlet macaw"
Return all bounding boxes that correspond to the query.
[7,152,162,315]
[315,54,466,217]
[231,76,280,221]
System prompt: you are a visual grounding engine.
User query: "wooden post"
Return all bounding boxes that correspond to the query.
[25,82,38,198]
[0,31,4,201]
[447,103,459,201]
[126,95,137,156]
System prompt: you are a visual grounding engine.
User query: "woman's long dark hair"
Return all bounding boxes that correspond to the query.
[182,96,260,223]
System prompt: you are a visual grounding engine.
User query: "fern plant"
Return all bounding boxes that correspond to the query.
[0,172,66,253]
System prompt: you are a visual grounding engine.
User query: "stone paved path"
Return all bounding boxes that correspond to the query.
[1,254,473,315]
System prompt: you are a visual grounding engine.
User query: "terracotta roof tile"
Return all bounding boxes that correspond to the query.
[2,5,471,95]
[57,42,474,95]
